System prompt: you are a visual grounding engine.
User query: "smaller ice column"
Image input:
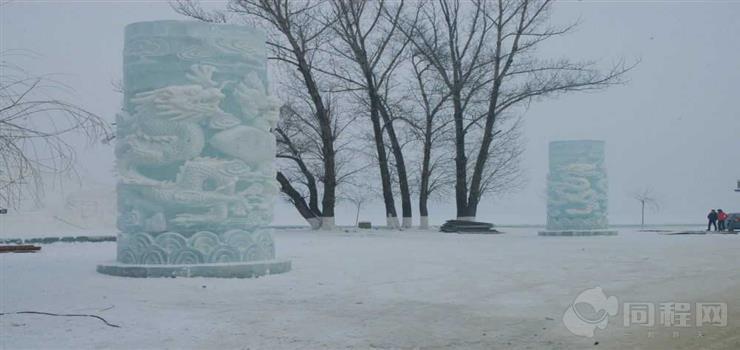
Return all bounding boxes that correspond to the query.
[539,140,617,236]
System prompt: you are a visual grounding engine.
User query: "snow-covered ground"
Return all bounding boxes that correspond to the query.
[2,228,739,349]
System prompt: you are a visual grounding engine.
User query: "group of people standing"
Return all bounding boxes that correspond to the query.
[707,209,729,231]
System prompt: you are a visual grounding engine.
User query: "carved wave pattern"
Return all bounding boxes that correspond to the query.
[116,229,276,265]
[124,37,265,62]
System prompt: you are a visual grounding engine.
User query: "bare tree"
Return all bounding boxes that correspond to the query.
[633,188,660,228]
[275,104,324,228]
[275,96,360,229]
[321,0,413,228]
[406,53,454,228]
[171,0,229,23]
[174,0,344,229]
[339,180,377,227]
[0,53,112,208]
[399,0,632,220]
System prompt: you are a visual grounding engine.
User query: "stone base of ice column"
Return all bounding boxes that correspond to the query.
[538,229,618,237]
[97,260,291,278]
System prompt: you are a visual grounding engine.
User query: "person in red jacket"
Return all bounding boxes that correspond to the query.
[717,209,728,231]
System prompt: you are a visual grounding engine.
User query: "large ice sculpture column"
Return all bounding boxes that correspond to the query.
[98,20,291,277]
[539,140,617,236]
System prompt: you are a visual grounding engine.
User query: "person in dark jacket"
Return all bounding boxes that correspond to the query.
[717,209,728,231]
[707,209,718,231]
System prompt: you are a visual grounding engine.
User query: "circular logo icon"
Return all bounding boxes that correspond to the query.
[562,287,619,337]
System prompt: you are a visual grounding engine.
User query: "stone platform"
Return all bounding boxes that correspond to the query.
[440,220,499,234]
[538,230,618,237]
[97,260,291,278]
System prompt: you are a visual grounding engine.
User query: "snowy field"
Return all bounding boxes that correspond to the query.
[2,228,740,350]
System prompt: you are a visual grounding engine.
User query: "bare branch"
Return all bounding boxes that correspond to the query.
[0,56,112,208]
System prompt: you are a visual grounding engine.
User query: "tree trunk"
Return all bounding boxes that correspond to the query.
[362,68,399,228]
[379,104,412,228]
[419,190,429,229]
[387,215,400,228]
[419,117,433,229]
[419,216,429,229]
[373,114,399,228]
[467,76,504,220]
[329,1,403,230]
[419,174,430,226]
[275,128,322,220]
[277,172,321,229]
[320,126,337,229]
[355,203,361,226]
[321,216,336,231]
[452,94,470,219]
[290,42,336,229]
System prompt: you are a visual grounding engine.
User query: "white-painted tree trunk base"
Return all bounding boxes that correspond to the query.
[402,217,412,229]
[457,216,476,221]
[419,216,429,229]
[320,217,335,230]
[387,216,400,229]
[307,217,322,230]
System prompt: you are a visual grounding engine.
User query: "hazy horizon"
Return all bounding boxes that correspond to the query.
[1,0,738,227]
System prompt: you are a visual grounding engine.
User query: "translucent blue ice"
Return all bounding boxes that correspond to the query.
[114,21,279,265]
[546,140,609,231]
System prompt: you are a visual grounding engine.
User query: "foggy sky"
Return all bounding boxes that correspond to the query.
[2,0,738,226]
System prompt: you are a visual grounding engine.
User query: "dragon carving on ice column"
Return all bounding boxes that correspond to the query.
[114,20,281,265]
[546,140,609,231]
